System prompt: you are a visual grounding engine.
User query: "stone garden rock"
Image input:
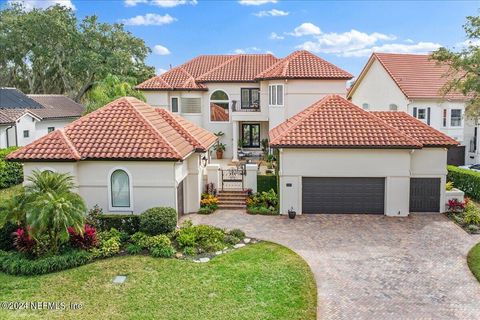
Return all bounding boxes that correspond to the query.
[199,257,210,263]
[234,243,245,249]
[243,238,251,244]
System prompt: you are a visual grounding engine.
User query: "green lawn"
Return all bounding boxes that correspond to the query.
[0,242,316,320]
[468,243,480,282]
[0,184,22,202]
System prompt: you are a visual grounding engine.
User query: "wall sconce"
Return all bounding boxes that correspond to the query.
[201,155,208,167]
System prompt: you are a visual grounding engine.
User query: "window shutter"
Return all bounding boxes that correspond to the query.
[427,107,431,125]
[413,107,417,118]
[181,98,201,113]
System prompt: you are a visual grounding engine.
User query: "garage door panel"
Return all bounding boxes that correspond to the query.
[409,178,440,212]
[302,177,385,214]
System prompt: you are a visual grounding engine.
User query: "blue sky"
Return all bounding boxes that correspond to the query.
[4,0,480,77]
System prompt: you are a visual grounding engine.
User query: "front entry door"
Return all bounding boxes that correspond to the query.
[242,124,260,148]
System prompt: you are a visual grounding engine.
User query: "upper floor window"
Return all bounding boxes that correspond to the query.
[23,130,29,138]
[269,84,284,107]
[389,104,398,111]
[171,97,179,113]
[109,168,132,210]
[48,127,55,133]
[451,109,462,127]
[413,107,430,125]
[181,98,201,114]
[241,88,260,110]
[210,90,229,122]
[417,108,426,120]
[443,109,447,127]
[362,103,369,110]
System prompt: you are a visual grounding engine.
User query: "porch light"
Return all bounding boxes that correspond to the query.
[202,155,208,167]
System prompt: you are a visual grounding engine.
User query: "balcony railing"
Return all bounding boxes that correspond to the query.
[232,100,260,112]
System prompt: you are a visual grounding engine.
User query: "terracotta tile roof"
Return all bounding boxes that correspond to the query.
[256,50,352,80]
[372,111,459,147]
[373,53,466,100]
[27,95,84,119]
[269,95,422,149]
[136,50,351,90]
[7,97,217,162]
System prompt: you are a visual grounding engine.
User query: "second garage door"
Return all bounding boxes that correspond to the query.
[302,177,385,214]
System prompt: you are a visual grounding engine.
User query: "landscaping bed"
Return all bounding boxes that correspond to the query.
[445,198,480,234]
[0,242,316,320]
[468,243,480,282]
[246,189,279,215]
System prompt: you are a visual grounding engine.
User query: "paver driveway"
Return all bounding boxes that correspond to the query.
[186,210,480,320]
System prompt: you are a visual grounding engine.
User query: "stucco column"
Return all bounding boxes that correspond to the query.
[232,120,239,162]
[245,164,258,192]
[206,164,221,192]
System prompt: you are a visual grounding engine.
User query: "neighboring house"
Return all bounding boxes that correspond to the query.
[136,50,353,161]
[7,97,217,216]
[270,95,458,216]
[0,88,84,148]
[347,53,471,165]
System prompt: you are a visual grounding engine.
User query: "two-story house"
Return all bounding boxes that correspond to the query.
[347,53,472,165]
[136,50,353,161]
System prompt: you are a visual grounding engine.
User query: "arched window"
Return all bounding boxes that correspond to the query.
[389,104,398,111]
[109,169,132,210]
[210,90,229,122]
[362,103,369,110]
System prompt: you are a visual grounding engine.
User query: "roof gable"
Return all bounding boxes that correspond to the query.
[269,95,422,149]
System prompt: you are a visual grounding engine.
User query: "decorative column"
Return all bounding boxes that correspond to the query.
[232,120,239,162]
[245,163,258,192]
[206,164,221,191]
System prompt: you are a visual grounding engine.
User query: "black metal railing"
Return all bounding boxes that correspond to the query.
[220,167,246,190]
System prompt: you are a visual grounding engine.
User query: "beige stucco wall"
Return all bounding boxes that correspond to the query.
[22,154,205,215]
[278,148,447,216]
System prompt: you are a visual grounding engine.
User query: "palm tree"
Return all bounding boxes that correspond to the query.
[0,187,27,227]
[20,170,86,254]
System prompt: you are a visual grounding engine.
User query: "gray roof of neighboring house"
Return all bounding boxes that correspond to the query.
[0,89,84,124]
[0,88,44,109]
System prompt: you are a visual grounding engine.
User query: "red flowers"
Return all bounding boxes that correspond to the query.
[68,225,98,250]
[447,198,467,212]
[13,228,36,254]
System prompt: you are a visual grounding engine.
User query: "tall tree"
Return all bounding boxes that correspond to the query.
[432,15,480,119]
[0,4,155,102]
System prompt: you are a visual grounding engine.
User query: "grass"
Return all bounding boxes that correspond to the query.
[468,243,480,282]
[0,184,22,202]
[0,242,316,320]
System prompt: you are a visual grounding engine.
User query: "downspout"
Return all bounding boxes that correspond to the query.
[5,124,13,147]
[14,123,18,146]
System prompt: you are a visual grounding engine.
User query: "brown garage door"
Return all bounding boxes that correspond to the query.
[302,177,385,214]
[409,178,440,212]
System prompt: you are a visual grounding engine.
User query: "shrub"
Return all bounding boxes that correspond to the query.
[91,228,122,258]
[229,229,245,239]
[445,181,454,191]
[140,207,177,235]
[0,147,23,189]
[247,206,278,215]
[13,228,36,254]
[257,175,277,193]
[68,224,98,250]
[464,202,480,225]
[447,166,480,200]
[176,224,226,253]
[246,189,278,212]
[447,198,466,213]
[200,194,219,207]
[131,232,149,248]
[198,206,215,215]
[150,246,175,258]
[468,224,480,233]
[224,234,240,245]
[126,243,143,255]
[87,206,140,235]
[145,235,171,250]
[183,246,196,256]
[0,222,17,251]
[0,249,92,276]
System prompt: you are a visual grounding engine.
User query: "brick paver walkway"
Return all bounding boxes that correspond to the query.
[185,210,480,320]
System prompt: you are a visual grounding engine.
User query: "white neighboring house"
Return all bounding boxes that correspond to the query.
[269,95,458,216]
[0,88,84,148]
[136,50,353,161]
[7,97,217,216]
[347,53,472,165]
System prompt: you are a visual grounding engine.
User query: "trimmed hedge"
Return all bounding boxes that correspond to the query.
[140,207,177,235]
[447,165,480,201]
[89,214,140,235]
[0,249,92,275]
[257,175,277,193]
[0,147,23,189]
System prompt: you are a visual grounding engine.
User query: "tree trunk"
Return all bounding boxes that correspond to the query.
[74,74,95,102]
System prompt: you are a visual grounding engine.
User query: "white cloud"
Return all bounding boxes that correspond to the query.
[153,45,171,55]
[405,38,414,43]
[254,9,289,17]
[157,68,168,75]
[238,0,277,5]
[232,47,273,54]
[288,22,321,37]
[342,42,442,57]
[8,0,75,11]
[455,39,480,49]
[121,13,176,26]
[269,32,284,40]
[124,0,148,6]
[297,29,395,54]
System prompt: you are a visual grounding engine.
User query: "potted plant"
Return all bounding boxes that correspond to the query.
[288,207,296,219]
[214,143,226,159]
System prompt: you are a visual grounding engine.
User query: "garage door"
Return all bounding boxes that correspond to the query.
[409,178,440,212]
[302,177,385,214]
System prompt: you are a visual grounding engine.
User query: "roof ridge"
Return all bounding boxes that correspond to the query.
[127,98,184,159]
[58,129,81,160]
[373,53,410,99]
[196,55,241,81]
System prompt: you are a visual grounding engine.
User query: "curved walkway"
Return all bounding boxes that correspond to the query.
[185,210,480,320]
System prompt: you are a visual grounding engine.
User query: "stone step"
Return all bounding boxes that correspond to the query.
[218,204,247,209]
[218,195,247,200]
[218,191,247,195]
[219,199,246,205]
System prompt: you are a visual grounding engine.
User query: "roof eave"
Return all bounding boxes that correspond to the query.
[136,87,208,91]
[270,144,422,149]
[256,76,353,81]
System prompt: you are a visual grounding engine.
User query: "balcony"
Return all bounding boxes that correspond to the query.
[231,99,267,121]
[232,100,260,112]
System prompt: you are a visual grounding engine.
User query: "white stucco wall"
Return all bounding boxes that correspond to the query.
[22,154,205,215]
[278,147,447,216]
[0,125,9,148]
[35,118,77,140]
[15,114,37,146]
